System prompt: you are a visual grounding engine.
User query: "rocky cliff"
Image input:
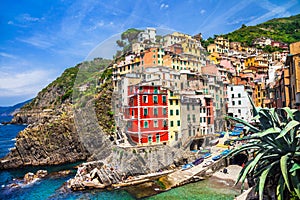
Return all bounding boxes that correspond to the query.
[0,58,113,169]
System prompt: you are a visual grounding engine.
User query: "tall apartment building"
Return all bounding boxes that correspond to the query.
[227,85,253,122]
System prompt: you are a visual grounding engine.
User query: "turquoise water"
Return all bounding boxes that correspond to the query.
[0,116,238,199]
[148,180,239,200]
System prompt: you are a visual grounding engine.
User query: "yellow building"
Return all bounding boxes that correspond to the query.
[244,55,256,68]
[286,41,300,108]
[207,52,220,64]
[112,54,141,88]
[254,81,266,107]
[168,90,181,144]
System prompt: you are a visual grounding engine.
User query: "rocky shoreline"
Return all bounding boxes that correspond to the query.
[0,104,89,169]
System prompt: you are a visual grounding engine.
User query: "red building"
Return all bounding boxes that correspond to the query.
[125,84,169,145]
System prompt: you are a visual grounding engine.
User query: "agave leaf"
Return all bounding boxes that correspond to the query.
[282,107,294,121]
[248,94,258,117]
[280,154,292,192]
[259,164,272,200]
[270,108,282,126]
[235,161,254,186]
[228,143,262,157]
[276,120,300,139]
[226,115,260,133]
[259,109,276,128]
[277,176,285,200]
[290,163,300,172]
[249,152,265,172]
[291,171,300,199]
[252,127,281,138]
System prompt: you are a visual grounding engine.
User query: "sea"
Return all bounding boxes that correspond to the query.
[0,116,239,200]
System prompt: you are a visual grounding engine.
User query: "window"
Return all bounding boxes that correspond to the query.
[153,108,158,116]
[193,129,196,136]
[176,100,179,105]
[170,110,173,116]
[187,114,191,121]
[203,117,206,123]
[144,108,148,116]
[232,101,235,106]
[153,95,158,104]
[189,129,192,136]
[163,120,167,127]
[162,96,167,104]
[238,109,241,114]
[232,94,234,98]
[131,110,134,116]
[200,117,202,123]
[203,108,206,113]
[163,108,167,115]
[238,93,241,98]
[143,95,148,103]
[154,87,158,94]
[170,91,174,96]
[170,121,174,127]
[192,105,195,110]
[238,100,241,105]
[139,86,143,91]
[231,87,233,91]
[170,100,173,105]
[154,120,158,127]
[176,109,179,115]
[177,120,180,126]
[192,114,196,122]
[187,104,190,110]
[127,121,132,128]
[144,121,149,128]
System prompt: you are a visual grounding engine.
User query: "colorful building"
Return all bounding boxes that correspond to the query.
[125,84,169,145]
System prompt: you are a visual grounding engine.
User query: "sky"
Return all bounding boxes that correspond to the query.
[0,0,299,106]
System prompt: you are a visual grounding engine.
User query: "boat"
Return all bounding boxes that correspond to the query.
[209,138,219,146]
[182,163,194,170]
[202,153,212,159]
[203,161,213,167]
[212,155,222,161]
[192,157,204,166]
[221,149,231,156]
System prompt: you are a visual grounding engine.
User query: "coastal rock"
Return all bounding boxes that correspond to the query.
[0,104,89,169]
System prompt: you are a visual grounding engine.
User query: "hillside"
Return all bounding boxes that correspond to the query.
[1,58,114,169]
[203,14,300,47]
[0,99,32,116]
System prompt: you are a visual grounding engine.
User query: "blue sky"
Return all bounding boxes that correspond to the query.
[0,0,299,106]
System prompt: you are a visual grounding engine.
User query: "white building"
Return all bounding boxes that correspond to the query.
[137,28,156,43]
[227,85,253,122]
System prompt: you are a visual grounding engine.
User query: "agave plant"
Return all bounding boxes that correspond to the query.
[226,99,300,200]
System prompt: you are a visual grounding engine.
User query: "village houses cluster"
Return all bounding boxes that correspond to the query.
[109,28,300,147]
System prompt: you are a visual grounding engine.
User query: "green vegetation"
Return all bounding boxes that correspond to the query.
[203,14,300,49]
[115,28,143,57]
[23,58,111,110]
[121,28,143,43]
[226,97,300,200]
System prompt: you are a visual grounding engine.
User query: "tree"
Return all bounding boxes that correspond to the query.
[121,28,142,43]
[226,97,300,200]
[116,40,126,48]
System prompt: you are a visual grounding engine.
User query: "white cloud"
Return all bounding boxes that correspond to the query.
[0,70,54,97]
[160,3,169,9]
[21,13,43,22]
[247,0,296,26]
[89,21,105,30]
[200,9,206,15]
[0,52,17,59]
[18,35,53,49]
